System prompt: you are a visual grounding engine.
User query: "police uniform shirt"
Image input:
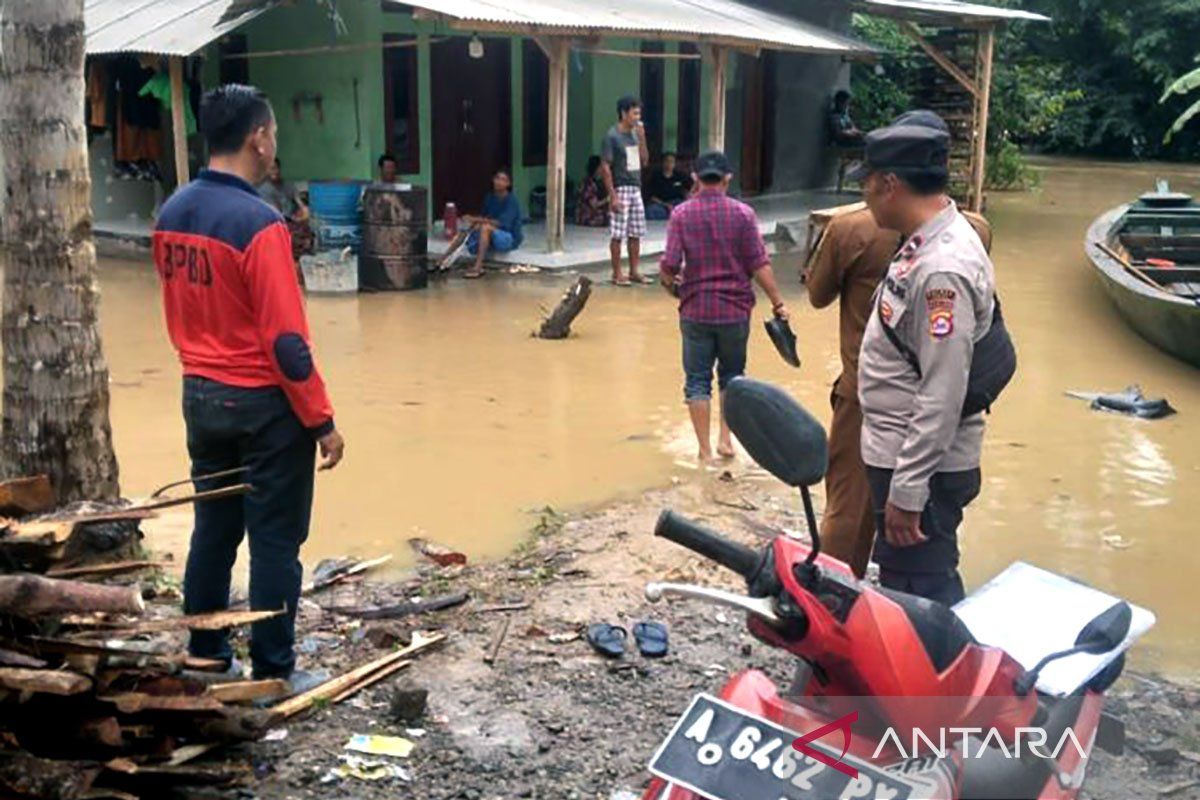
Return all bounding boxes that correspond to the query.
[857,200,997,512]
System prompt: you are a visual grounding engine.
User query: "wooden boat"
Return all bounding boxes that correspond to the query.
[1084,180,1200,368]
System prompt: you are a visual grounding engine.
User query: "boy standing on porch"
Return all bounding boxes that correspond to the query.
[601,95,651,286]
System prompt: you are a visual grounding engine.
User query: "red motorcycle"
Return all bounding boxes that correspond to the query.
[641,377,1138,800]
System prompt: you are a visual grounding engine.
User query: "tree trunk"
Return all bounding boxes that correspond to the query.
[537,275,593,339]
[0,572,145,617]
[0,0,120,502]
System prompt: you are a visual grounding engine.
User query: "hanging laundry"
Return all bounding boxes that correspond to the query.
[139,72,197,136]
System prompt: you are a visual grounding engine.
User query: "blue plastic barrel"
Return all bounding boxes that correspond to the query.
[309,180,364,252]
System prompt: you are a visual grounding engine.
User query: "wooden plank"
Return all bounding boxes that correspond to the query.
[165,742,221,767]
[207,679,289,704]
[107,607,283,634]
[169,56,189,186]
[0,646,47,668]
[545,36,569,253]
[969,26,995,213]
[0,476,54,516]
[326,591,468,620]
[271,631,445,720]
[898,21,980,100]
[329,659,411,704]
[0,573,145,617]
[0,667,91,696]
[705,45,728,150]
[100,693,226,714]
[47,560,167,580]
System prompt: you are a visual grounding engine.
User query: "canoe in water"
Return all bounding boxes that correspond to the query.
[1084,182,1200,369]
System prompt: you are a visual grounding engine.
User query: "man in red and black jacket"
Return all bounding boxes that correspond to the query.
[153,85,345,685]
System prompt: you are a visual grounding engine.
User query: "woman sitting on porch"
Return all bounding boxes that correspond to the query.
[574,156,609,228]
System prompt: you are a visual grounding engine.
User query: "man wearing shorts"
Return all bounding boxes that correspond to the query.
[600,95,650,286]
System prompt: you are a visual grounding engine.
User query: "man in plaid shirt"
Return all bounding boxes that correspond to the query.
[659,150,789,463]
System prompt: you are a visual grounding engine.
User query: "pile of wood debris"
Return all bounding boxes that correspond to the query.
[0,476,445,799]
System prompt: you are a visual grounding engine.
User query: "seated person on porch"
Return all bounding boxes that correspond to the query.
[645,151,694,220]
[257,158,314,263]
[378,152,399,183]
[828,90,865,148]
[460,169,524,279]
[575,155,610,227]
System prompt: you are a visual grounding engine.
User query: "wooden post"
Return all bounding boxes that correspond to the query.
[544,38,569,253]
[706,45,728,151]
[169,56,189,187]
[970,26,995,213]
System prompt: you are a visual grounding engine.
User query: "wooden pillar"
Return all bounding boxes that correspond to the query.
[969,27,995,213]
[544,38,569,253]
[169,56,190,187]
[705,45,728,152]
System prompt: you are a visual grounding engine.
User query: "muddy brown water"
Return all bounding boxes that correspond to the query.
[68,158,1200,678]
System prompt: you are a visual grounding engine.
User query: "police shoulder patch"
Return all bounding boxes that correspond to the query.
[928,308,954,339]
[880,300,894,324]
[925,287,956,305]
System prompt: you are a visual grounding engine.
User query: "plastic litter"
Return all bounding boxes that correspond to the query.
[344,733,415,759]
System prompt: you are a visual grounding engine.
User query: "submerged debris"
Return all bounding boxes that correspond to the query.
[1066,385,1177,419]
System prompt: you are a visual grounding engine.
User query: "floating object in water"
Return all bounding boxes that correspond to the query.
[1065,385,1177,419]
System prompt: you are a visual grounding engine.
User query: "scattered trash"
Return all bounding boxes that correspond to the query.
[1066,386,1177,419]
[264,727,289,742]
[408,537,468,567]
[548,631,582,645]
[345,733,415,759]
[405,728,427,738]
[508,264,540,274]
[322,755,411,783]
[1102,533,1135,550]
[715,612,730,625]
[389,687,429,723]
[610,791,642,800]
[704,663,728,678]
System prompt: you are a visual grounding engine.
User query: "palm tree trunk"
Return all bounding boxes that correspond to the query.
[0,0,120,502]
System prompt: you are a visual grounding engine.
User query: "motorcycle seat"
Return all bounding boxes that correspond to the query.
[878,587,977,673]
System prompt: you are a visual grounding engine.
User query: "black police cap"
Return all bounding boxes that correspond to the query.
[846,123,950,183]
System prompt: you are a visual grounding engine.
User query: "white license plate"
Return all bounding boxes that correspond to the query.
[649,694,922,800]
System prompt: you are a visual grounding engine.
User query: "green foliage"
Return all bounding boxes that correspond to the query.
[1161,64,1200,142]
[985,140,1041,190]
[851,1,1200,161]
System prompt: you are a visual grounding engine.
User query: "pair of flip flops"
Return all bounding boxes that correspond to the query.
[586,621,668,659]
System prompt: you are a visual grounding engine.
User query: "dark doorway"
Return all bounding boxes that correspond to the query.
[218,34,249,86]
[383,35,420,175]
[739,52,776,196]
[431,37,512,217]
[677,43,702,159]
[640,42,665,162]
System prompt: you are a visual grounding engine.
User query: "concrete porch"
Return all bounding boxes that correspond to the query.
[94,187,860,267]
[428,187,858,270]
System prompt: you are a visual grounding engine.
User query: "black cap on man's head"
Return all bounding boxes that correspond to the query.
[891,109,949,134]
[695,149,732,180]
[846,123,949,183]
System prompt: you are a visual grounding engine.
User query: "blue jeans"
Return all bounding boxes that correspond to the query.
[646,201,672,221]
[680,319,750,402]
[181,376,315,678]
[467,228,517,254]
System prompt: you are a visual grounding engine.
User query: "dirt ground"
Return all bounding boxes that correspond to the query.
[195,468,1199,800]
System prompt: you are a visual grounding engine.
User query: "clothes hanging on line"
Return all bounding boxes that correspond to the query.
[139,72,197,136]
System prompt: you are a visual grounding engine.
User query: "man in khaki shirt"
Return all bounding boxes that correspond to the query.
[806,196,991,580]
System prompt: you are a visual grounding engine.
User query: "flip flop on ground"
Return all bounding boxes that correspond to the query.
[632,621,669,658]
[586,623,628,658]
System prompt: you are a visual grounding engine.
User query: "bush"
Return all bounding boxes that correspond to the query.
[985,140,1041,191]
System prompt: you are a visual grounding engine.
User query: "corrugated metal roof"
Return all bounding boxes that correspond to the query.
[389,0,875,55]
[85,0,275,56]
[855,0,1049,25]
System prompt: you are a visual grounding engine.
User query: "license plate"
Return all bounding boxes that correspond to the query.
[649,694,921,800]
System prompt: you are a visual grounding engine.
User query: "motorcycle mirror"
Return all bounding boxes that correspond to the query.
[723,377,828,488]
[1075,601,1132,655]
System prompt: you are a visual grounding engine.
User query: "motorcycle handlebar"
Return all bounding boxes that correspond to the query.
[655,510,761,580]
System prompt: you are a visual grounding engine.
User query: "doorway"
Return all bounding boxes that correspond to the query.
[739,52,776,196]
[431,37,512,217]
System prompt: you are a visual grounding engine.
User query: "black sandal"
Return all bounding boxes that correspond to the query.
[586,623,627,658]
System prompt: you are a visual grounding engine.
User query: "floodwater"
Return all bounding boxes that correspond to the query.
[91,157,1200,677]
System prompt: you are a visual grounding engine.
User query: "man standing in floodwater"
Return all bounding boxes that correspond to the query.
[152,85,345,688]
[601,94,651,286]
[660,150,789,464]
[852,118,997,604]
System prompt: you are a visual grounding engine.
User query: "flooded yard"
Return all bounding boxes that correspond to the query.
[93,157,1200,677]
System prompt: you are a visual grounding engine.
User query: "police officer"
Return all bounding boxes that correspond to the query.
[849,117,996,605]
